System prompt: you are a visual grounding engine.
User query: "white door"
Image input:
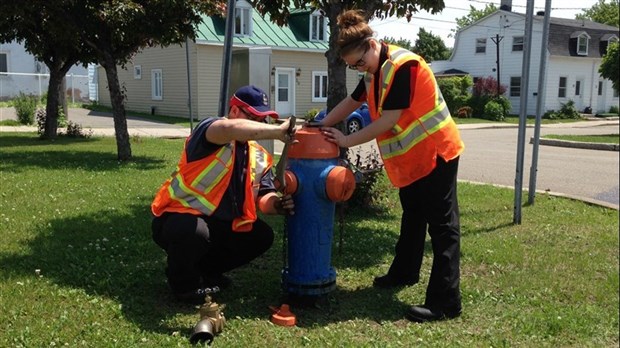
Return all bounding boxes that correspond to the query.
[275,68,295,117]
[597,80,606,113]
[574,78,584,111]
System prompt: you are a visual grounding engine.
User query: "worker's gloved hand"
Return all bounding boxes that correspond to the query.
[274,194,295,215]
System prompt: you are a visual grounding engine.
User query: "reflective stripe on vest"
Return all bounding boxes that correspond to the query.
[167,145,233,215]
[368,47,454,160]
[378,87,452,160]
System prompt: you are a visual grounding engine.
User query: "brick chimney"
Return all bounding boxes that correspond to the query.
[500,0,512,11]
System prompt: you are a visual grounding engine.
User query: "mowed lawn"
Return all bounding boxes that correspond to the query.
[0,133,618,347]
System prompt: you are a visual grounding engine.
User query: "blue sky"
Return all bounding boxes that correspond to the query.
[369,0,601,48]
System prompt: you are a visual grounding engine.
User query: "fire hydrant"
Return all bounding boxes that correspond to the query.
[280,125,356,296]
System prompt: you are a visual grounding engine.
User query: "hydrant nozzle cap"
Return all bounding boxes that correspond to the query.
[270,304,297,326]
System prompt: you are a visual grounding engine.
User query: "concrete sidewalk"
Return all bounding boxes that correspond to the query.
[0,107,191,138]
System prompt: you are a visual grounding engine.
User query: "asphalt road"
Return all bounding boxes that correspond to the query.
[458,124,619,208]
[277,121,619,209]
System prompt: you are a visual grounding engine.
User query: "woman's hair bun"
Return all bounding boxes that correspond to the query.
[337,10,364,29]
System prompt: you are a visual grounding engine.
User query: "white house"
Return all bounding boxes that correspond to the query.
[431,6,619,115]
[0,40,92,102]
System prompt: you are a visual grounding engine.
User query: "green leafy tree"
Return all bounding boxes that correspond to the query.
[412,28,450,62]
[599,41,619,91]
[0,2,97,139]
[252,1,447,115]
[450,3,497,37]
[1,1,225,160]
[576,0,619,27]
[382,36,414,51]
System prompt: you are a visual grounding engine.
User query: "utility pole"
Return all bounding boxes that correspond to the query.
[491,34,503,96]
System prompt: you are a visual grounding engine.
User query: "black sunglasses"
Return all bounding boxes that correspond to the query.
[347,46,370,70]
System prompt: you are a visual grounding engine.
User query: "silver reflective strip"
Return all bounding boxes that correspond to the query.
[379,103,451,159]
[193,146,233,192]
[169,175,216,214]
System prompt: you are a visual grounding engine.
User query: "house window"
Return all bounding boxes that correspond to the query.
[577,34,589,55]
[509,77,521,97]
[475,38,486,53]
[614,88,619,98]
[151,69,163,100]
[133,65,142,79]
[598,81,603,96]
[310,10,327,42]
[512,36,524,52]
[0,52,7,73]
[558,77,567,98]
[234,1,252,37]
[312,71,328,102]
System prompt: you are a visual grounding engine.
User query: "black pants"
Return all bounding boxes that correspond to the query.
[388,156,461,312]
[152,213,274,293]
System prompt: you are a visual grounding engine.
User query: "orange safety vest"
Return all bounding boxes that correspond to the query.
[364,44,464,188]
[151,139,273,232]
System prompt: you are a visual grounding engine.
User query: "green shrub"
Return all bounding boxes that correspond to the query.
[436,76,472,115]
[484,100,505,121]
[305,108,321,120]
[543,100,582,120]
[13,93,38,125]
[609,105,619,114]
[344,147,387,212]
[36,108,90,138]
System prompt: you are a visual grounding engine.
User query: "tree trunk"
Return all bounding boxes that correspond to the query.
[43,68,65,139]
[326,3,348,114]
[102,54,132,161]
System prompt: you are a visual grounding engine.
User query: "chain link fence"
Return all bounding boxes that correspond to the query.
[0,72,91,103]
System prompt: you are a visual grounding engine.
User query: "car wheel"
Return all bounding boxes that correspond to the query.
[347,119,362,134]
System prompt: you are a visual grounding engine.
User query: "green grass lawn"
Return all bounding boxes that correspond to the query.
[0,133,618,347]
[543,133,620,144]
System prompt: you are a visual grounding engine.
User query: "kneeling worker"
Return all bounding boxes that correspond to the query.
[151,85,296,304]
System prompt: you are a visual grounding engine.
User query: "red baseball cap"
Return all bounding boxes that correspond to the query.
[229,85,279,119]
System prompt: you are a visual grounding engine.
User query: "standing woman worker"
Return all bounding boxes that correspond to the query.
[320,10,465,323]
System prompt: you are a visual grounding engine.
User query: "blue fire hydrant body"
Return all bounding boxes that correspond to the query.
[280,127,355,297]
[282,157,338,296]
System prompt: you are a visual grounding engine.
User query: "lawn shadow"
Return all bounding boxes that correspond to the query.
[0,149,165,172]
[0,201,428,338]
[0,203,195,336]
[0,134,99,148]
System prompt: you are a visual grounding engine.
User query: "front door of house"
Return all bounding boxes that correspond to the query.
[597,80,606,113]
[574,78,584,111]
[275,68,294,117]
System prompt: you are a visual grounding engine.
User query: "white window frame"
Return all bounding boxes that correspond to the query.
[475,38,486,54]
[151,69,163,100]
[234,0,253,37]
[133,65,142,79]
[310,10,327,42]
[509,76,521,97]
[512,36,524,52]
[577,33,589,55]
[0,52,8,73]
[312,71,328,102]
[558,76,567,98]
